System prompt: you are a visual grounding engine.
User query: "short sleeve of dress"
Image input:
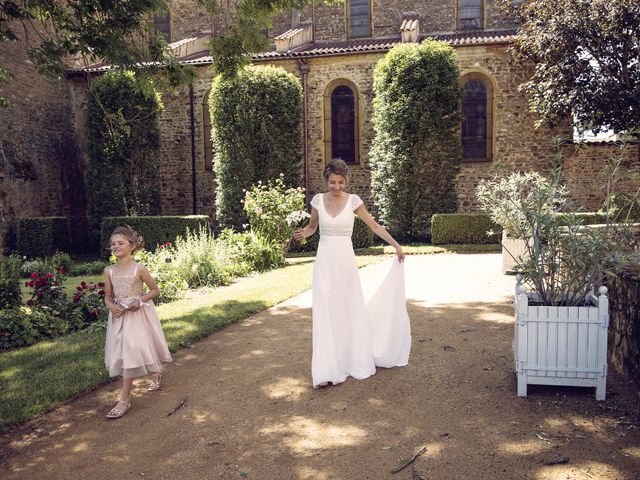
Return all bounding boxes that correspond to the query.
[310,193,321,210]
[351,194,364,211]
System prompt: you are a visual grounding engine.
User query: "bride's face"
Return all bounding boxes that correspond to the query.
[326,173,347,196]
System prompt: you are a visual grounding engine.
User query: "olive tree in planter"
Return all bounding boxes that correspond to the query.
[477,171,636,400]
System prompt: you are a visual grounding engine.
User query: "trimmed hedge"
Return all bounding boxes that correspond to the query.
[100,216,210,256]
[209,66,303,229]
[0,256,22,309]
[431,213,501,245]
[17,217,70,258]
[370,40,462,240]
[288,216,374,253]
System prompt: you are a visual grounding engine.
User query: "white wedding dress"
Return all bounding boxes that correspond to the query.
[310,193,411,387]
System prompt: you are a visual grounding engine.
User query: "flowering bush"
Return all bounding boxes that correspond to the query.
[243,175,306,257]
[135,247,188,304]
[72,280,107,327]
[24,268,66,310]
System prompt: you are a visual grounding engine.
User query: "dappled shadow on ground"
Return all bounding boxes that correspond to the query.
[1,295,639,479]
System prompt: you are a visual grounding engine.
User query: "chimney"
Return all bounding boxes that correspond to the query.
[400,12,420,43]
[275,21,313,53]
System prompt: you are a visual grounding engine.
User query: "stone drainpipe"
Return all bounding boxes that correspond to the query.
[298,58,310,205]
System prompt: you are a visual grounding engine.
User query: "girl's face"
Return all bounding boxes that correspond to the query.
[326,173,347,196]
[110,234,134,258]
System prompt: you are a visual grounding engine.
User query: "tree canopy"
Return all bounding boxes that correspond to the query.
[508,0,640,134]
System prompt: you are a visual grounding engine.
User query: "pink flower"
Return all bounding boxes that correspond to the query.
[255,207,263,214]
[30,272,38,279]
[46,273,54,278]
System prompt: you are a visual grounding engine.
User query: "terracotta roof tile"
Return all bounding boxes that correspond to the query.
[68,29,518,73]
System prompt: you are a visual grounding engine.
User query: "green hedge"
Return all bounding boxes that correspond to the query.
[0,256,22,309]
[431,213,501,245]
[370,40,462,240]
[100,216,210,256]
[17,217,71,258]
[288,217,374,253]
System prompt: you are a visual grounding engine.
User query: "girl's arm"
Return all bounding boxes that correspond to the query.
[355,204,405,262]
[128,265,160,311]
[293,207,319,241]
[103,266,125,317]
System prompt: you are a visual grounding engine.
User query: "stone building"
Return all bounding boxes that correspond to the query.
[0,0,637,252]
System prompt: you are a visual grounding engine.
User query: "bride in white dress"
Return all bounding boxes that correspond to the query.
[293,159,411,387]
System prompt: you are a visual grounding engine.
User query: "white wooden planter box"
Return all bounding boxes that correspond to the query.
[502,231,528,274]
[513,281,609,400]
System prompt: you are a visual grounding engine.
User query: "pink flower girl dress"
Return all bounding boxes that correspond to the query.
[105,263,172,378]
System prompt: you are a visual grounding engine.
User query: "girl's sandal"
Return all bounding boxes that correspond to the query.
[147,371,164,392]
[106,400,131,419]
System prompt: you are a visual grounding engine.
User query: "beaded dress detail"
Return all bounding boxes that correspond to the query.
[105,263,172,378]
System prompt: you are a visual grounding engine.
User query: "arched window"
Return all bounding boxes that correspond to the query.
[458,0,483,31]
[324,81,360,165]
[203,90,214,171]
[348,0,371,38]
[461,74,493,162]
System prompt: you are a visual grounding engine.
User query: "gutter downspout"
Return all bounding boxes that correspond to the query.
[298,58,310,205]
[189,84,197,214]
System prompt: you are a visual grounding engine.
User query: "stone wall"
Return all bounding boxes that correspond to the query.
[0,24,85,254]
[270,0,515,43]
[608,272,640,381]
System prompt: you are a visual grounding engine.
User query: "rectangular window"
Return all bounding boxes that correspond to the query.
[153,14,171,42]
[459,0,483,31]
[350,0,371,38]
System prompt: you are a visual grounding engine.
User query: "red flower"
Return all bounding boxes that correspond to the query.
[35,291,43,297]
[30,272,38,279]
[76,286,83,292]
[26,299,33,305]
[28,281,34,287]
[81,281,87,289]
[46,272,54,278]
[98,282,105,288]
[55,266,65,274]
[24,281,29,287]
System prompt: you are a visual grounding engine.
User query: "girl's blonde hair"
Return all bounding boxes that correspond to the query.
[323,158,349,180]
[110,225,144,254]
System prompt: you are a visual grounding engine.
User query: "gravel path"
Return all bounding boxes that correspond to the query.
[1,254,639,479]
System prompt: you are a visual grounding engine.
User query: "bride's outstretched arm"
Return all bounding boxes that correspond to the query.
[355,205,405,262]
[293,208,319,241]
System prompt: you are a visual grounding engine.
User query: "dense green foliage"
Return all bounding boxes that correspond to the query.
[0,0,196,108]
[17,217,71,258]
[0,256,22,309]
[100,215,210,257]
[86,71,163,243]
[508,0,640,133]
[209,66,303,229]
[370,40,462,240]
[431,214,501,245]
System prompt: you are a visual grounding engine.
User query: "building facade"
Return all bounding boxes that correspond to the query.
[0,0,637,253]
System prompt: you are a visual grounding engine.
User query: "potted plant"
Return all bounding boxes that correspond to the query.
[477,170,636,400]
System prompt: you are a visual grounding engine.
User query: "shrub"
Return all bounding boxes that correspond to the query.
[600,192,640,222]
[70,280,108,328]
[431,213,501,245]
[0,308,37,350]
[17,217,70,258]
[244,176,306,261]
[85,70,163,242]
[0,255,22,309]
[209,66,303,229]
[100,215,210,257]
[135,247,188,304]
[226,230,286,272]
[370,40,462,240]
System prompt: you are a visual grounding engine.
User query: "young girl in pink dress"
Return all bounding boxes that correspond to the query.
[103,226,172,419]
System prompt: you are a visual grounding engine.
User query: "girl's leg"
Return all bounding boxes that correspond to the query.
[120,377,134,403]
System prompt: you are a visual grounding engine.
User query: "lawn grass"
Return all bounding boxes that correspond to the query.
[0,255,381,429]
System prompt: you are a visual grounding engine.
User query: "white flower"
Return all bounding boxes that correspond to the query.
[285,210,311,226]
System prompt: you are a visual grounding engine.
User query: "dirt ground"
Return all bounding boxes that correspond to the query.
[1,254,639,480]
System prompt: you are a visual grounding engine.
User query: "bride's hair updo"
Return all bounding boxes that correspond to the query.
[323,158,349,180]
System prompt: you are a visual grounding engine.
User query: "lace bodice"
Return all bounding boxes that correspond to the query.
[109,264,144,300]
[311,193,363,237]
